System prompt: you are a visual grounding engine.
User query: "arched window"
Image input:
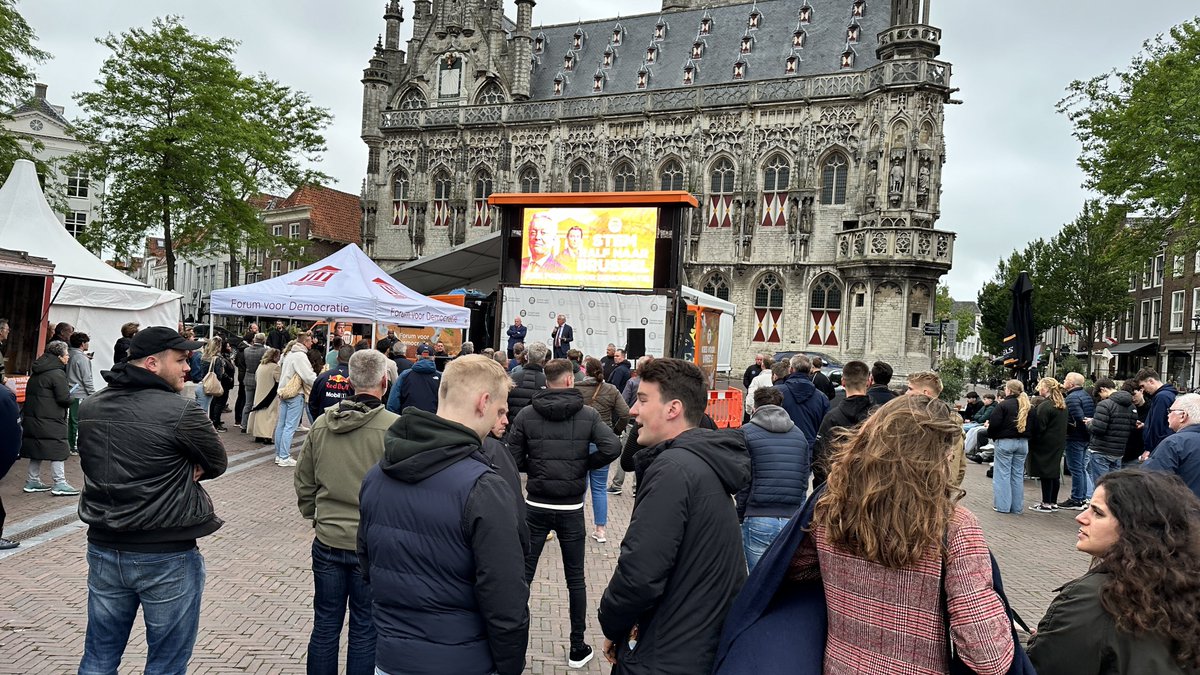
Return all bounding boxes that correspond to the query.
[708,158,735,228]
[391,170,409,201]
[820,152,848,204]
[475,81,505,105]
[810,274,842,310]
[473,169,493,228]
[702,273,731,301]
[755,273,784,309]
[398,89,427,110]
[763,154,790,192]
[433,170,452,200]
[519,166,540,193]
[753,273,784,343]
[710,158,735,194]
[660,159,684,191]
[613,160,637,192]
[569,163,592,192]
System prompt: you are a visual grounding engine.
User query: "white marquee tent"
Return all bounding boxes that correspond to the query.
[210,243,470,329]
[0,160,182,380]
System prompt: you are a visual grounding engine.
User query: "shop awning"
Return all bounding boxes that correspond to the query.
[1108,341,1157,355]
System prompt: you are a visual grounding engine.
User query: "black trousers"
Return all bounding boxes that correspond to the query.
[210,389,230,428]
[1040,477,1061,505]
[524,505,587,651]
[233,369,246,426]
[0,493,6,536]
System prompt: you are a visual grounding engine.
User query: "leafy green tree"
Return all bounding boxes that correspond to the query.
[73,17,330,289]
[935,283,977,341]
[976,239,1063,355]
[1044,201,1133,357]
[0,0,50,173]
[937,355,967,403]
[1058,19,1200,255]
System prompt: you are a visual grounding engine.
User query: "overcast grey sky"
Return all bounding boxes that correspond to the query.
[15,1,1199,300]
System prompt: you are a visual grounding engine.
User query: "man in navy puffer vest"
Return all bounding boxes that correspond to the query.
[359,355,528,675]
[736,387,811,570]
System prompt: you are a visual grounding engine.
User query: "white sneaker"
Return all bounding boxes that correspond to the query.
[275,456,297,467]
[298,425,311,433]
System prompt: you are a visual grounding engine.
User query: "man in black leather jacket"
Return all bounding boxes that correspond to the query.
[76,326,227,674]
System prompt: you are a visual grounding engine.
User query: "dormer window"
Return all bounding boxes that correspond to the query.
[748,10,762,30]
[841,49,856,69]
[534,32,546,54]
[612,24,623,46]
[593,71,605,93]
[733,59,747,80]
[740,34,753,55]
[853,1,866,18]
[847,24,861,44]
[699,16,712,36]
[683,62,696,85]
[572,28,585,50]
[691,41,704,60]
[654,19,667,41]
[785,54,800,74]
[553,73,565,96]
[646,44,658,64]
[603,46,615,68]
[563,52,576,72]
[793,29,807,48]
[799,4,812,24]
[637,67,649,89]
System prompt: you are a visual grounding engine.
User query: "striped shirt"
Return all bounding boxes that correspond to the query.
[789,506,1014,675]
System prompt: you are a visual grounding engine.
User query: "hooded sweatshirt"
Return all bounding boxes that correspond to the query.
[737,405,811,519]
[812,394,874,486]
[599,427,751,675]
[775,373,830,445]
[358,408,529,675]
[386,357,440,414]
[295,395,397,551]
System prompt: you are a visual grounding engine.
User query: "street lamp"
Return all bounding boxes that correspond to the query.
[1193,315,1200,392]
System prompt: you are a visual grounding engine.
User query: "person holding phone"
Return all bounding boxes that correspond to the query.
[66,332,95,455]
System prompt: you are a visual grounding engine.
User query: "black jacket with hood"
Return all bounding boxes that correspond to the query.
[507,388,621,506]
[812,393,873,486]
[358,409,528,675]
[598,427,751,675]
[1089,390,1137,458]
[506,363,546,424]
[77,362,227,552]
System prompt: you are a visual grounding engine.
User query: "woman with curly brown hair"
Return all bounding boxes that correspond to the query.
[1029,469,1200,674]
[788,395,1015,674]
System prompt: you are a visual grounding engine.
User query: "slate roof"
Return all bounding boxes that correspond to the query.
[9,96,71,129]
[279,185,362,245]
[951,300,979,314]
[528,0,889,100]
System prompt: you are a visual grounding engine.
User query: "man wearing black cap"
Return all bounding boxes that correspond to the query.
[76,326,228,674]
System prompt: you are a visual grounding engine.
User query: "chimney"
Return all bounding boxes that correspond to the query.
[34,83,48,99]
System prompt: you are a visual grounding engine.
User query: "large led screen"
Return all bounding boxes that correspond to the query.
[519,206,658,290]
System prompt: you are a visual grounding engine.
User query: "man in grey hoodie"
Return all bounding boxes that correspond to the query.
[66,332,95,453]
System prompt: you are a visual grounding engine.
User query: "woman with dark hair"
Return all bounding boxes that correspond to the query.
[112,322,139,364]
[787,395,1015,673]
[1120,380,1149,464]
[208,338,235,432]
[1028,469,1200,674]
[575,356,629,543]
[1029,377,1068,513]
[21,341,77,495]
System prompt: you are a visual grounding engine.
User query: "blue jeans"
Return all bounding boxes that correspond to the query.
[588,443,608,527]
[194,386,211,414]
[992,438,1029,514]
[742,516,789,570]
[274,395,305,460]
[1065,439,1090,502]
[308,539,375,675]
[79,543,205,675]
[1087,452,1122,491]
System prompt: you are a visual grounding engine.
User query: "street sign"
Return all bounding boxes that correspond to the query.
[923,323,942,336]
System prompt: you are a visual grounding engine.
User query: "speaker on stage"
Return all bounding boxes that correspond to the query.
[626,328,646,360]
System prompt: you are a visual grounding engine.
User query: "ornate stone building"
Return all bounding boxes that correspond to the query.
[360,0,956,373]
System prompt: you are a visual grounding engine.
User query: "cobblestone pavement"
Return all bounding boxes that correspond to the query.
[0,422,1090,674]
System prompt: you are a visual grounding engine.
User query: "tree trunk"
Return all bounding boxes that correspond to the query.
[162,194,175,292]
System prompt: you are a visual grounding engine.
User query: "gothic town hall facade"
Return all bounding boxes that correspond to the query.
[360,0,956,373]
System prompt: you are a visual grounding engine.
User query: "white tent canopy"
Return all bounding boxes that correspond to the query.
[0,160,181,380]
[210,243,470,329]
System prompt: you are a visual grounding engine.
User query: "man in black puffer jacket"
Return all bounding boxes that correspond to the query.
[507,341,548,425]
[508,358,620,668]
[77,327,227,673]
[1085,380,1137,483]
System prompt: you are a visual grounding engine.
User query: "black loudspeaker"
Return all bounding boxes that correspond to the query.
[626,328,646,360]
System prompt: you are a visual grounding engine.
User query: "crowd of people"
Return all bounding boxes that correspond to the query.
[0,315,1198,674]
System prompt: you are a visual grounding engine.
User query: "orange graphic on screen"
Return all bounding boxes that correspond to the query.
[521,206,657,290]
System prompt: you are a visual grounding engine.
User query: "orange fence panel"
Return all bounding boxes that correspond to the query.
[705,388,744,429]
